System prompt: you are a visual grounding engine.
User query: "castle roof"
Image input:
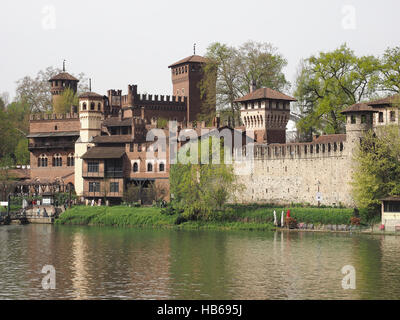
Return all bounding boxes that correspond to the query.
[81,147,125,159]
[341,103,378,114]
[235,88,297,102]
[49,72,79,82]
[79,91,103,99]
[367,94,400,106]
[313,134,346,144]
[103,117,132,127]
[92,135,132,144]
[168,55,208,68]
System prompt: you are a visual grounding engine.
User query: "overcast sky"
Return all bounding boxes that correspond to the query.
[1,0,400,101]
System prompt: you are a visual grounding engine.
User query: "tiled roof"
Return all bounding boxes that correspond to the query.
[341,103,378,114]
[235,88,297,102]
[81,147,126,159]
[368,94,400,106]
[379,196,400,202]
[103,117,132,127]
[27,131,80,138]
[313,134,346,144]
[49,72,79,82]
[168,55,208,68]
[92,135,132,144]
[79,91,104,99]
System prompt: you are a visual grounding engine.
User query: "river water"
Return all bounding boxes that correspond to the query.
[0,224,399,300]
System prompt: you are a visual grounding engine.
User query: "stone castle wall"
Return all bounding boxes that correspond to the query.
[233,140,355,207]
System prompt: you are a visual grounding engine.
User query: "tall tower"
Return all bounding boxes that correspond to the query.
[49,63,79,113]
[74,91,104,196]
[341,103,377,156]
[168,54,208,122]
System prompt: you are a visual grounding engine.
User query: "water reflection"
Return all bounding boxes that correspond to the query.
[0,225,399,299]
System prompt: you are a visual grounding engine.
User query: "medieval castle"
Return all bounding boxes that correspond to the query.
[26,53,399,207]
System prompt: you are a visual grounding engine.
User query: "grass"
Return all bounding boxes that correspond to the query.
[56,203,357,231]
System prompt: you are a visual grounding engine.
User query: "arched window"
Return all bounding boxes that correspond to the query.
[133,162,138,172]
[159,163,165,172]
[147,162,153,172]
[67,153,74,166]
[53,153,62,167]
[38,154,48,167]
[82,102,87,111]
[98,103,101,110]
[90,102,95,110]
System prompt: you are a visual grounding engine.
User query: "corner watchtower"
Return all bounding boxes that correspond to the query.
[49,63,79,113]
[235,87,297,143]
[341,103,378,155]
[168,54,208,122]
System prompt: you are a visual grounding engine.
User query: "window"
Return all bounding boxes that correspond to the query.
[54,125,58,130]
[361,114,366,124]
[82,103,87,111]
[133,162,138,172]
[159,163,165,172]
[67,153,74,166]
[38,154,48,167]
[138,144,142,152]
[351,115,356,124]
[251,103,254,109]
[390,111,396,122]
[88,161,99,173]
[258,101,261,108]
[177,89,180,95]
[185,66,187,73]
[89,182,100,193]
[110,182,119,193]
[53,153,62,167]
[379,112,384,123]
[98,103,101,110]
[147,162,153,172]
[90,102,95,110]
[129,143,133,152]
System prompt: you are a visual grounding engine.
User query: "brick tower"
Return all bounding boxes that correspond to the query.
[168,54,208,122]
[49,62,79,113]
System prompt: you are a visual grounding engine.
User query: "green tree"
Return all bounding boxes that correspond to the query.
[54,87,79,114]
[352,125,400,211]
[380,46,400,93]
[200,41,289,126]
[15,139,29,165]
[170,135,242,219]
[294,44,380,138]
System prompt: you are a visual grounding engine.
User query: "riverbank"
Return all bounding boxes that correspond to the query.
[55,204,364,231]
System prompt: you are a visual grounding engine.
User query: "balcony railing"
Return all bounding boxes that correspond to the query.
[82,170,123,178]
[82,191,123,198]
[29,142,75,150]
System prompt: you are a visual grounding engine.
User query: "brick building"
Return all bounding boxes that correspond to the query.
[28,54,212,204]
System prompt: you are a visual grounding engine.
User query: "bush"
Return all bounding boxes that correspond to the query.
[174,215,187,225]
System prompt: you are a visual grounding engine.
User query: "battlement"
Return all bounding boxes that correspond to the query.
[107,89,122,96]
[244,140,347,160]
[30,113,79,121]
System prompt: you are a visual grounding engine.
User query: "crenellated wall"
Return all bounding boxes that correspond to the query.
[233,139,355,207]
